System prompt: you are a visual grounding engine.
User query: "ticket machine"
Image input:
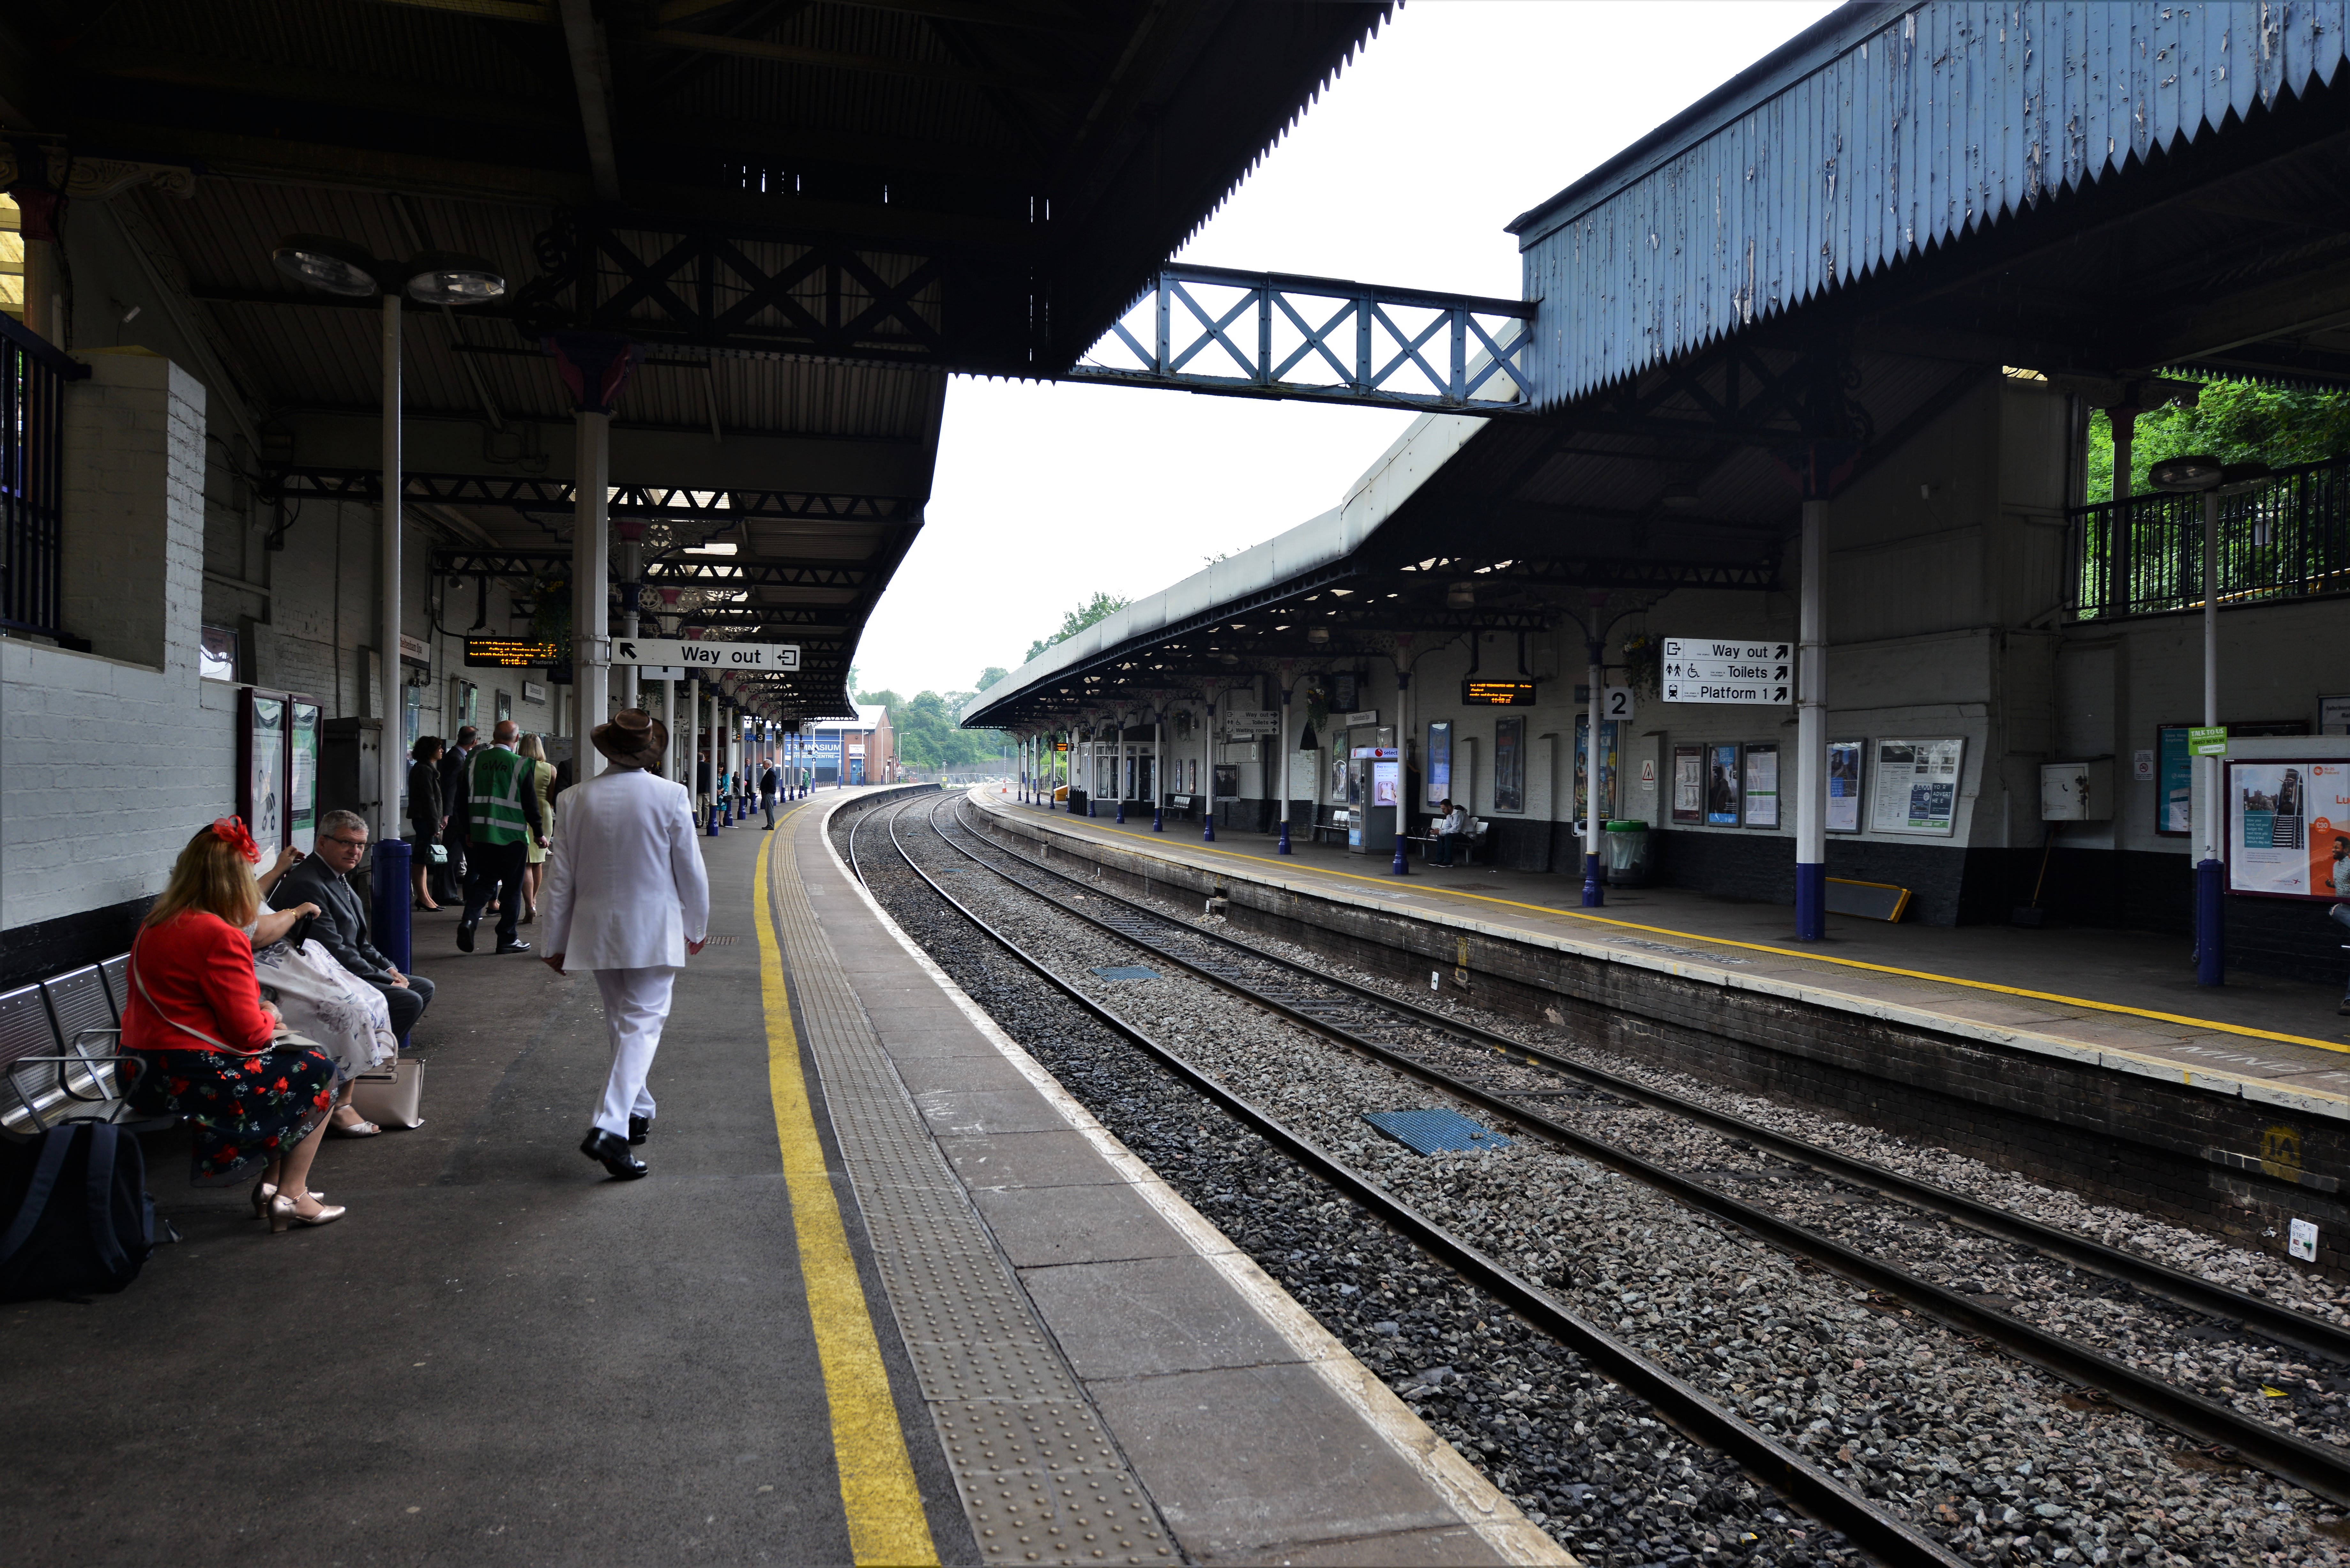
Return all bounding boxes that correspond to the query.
[1346,746,1399,856]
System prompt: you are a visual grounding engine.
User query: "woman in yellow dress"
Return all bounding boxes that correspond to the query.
[517,731,559,923]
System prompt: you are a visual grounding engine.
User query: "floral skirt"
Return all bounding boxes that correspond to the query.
[126,1047,337,1186]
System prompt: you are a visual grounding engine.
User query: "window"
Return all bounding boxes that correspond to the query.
[1494,717,1524,813]
[0,194,21,319]
[199,623,238,682]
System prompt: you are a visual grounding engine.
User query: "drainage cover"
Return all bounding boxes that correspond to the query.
[1362,1108,1512,1155]
[1090,965,1159,981]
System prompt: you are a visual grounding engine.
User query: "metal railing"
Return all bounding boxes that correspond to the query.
[2068,457,2350,619]
[0,314,86,640]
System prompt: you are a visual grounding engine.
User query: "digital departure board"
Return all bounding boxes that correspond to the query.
[1462,680,1537,706]
[465,637,561,668]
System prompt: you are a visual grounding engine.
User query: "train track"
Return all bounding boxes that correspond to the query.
[921,794,2350,1511]
[852,791,1966,1567]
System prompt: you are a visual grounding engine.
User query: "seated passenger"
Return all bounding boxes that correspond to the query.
[272,810,435,1045]
[122,818,345,1229]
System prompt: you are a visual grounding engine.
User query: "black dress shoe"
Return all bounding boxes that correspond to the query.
[496,939,531,954]
[628,1114,652,1145]
[456,918,477,953]
[580,1128,648,1179]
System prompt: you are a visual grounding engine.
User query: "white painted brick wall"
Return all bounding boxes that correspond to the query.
[4,352,230,932]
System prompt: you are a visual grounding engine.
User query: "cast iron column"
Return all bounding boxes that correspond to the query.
[1582,592,1608,908]
[1795,496,1829,939]
[2197,488,2224,986]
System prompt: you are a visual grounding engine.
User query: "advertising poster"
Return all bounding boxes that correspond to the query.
[1705,743,1740,826]
[2228,760,2350,899]
[1826,739,1864,832]
[1573,714,1620,824]
[1743,743,1780,828]
[1672,744,1705,825]
[1426,721,1452,805]
[1869,738,1965,836]
[1494,717,1525,813]
[1329,747,1351,803]
[1289,751,1319,803]
[244,693,287,850]
[288,701,321,854]
[2156,725,2195,836]
[1371,759,1400,808]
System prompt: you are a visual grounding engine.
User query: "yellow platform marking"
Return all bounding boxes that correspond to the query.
[755,812,939,1567]
[1015,804,2350,1059]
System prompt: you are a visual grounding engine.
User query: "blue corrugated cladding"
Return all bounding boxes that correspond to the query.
[1520,2,2350,408]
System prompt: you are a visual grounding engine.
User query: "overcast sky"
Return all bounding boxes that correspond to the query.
[852,0,1840,702]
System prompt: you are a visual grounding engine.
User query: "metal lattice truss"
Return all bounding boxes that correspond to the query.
[1068,265,1537,414]
[271,467,917,526]
[431,548,869,590]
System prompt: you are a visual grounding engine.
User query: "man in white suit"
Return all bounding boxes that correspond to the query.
[538,708,711,1180]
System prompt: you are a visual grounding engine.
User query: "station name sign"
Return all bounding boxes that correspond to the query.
[465,637,560,668]
[1661,639,1792,705]
[1462,680,1537,706]
[613,638,800,671]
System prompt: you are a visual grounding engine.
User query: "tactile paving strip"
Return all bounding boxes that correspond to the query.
[770,808,1177,1565]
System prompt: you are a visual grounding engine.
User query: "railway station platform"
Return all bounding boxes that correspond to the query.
[972,790,2350,1278]
[1,786,1559,1568]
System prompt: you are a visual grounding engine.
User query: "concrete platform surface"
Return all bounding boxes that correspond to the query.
[975,791,2350,1123]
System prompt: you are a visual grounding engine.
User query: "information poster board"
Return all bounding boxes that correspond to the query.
[1426,721,1452,806]
[1289,751,1320,803]
[1743,743,1780,828]
[288,700,321,854]
[2160,720,2311,835]
[1705,743,1740,826]
[240,690,288,850]
[1672,744,1705,825]
[1826,739,1864,832]
[1494,717,1525,813]
[1573,714,1620,825]
[2227,758,2350,899]
[1869,737,1965,836]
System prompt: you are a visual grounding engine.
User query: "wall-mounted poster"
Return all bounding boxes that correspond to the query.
[240,690,289,851]
[288,700,321,854]
[1826,739,1864,832]
[1869,737,1965,836]
[1329,746,1351,803]
[1743,742,1780,828]
[1672,744,1705,825]
[1705,743,1740,826]
[1370,759,1400,808]
[1290,751,1319,803]
[2158,719,2311,835]
[2227,759,2350,899]
[1573,714,1620,825]
[1494,716,1525,813]
[1426,721,1452,806]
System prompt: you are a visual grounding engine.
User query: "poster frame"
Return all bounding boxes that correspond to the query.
[1867,736,1966,837]
[1704,742,1741,827]
[1826,738,1865,833]
[1573,713,1620,826]
[1742,741,1781,829]
[2223,756,2350,901]
[1670,743,1705,825]
[2157,719,2312,836]
[287,697,322,854]
[1493,715,1526,814]
[1426,720,1453,808]
[238,687,292,853]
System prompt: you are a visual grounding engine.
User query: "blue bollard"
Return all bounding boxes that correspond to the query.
[370,838,414,979]
[1115,797,1125,824]
[1391,837,1408,876]
[2195,857,2225,985]
[1203,810,1215,844]
[706,801,720,837]
[1152,803,1164,832]
[1582,850,1605,907]
[1277,819,1292,855]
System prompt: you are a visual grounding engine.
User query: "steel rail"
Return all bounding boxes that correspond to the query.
[854,794,1967,1568]
[932,799,2350,1508]
[951,798,2350,1366]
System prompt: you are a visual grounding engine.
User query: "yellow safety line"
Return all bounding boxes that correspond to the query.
[755,812,940,1567]
[1013,804,2350,1059]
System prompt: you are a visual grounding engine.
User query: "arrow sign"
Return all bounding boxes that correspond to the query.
[1658,637,1796,705]
[611,638,800,672]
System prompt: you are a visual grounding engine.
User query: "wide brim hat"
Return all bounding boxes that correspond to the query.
[592,708,668,768]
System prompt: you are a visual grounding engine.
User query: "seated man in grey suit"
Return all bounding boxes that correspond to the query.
[272,809,436,1037]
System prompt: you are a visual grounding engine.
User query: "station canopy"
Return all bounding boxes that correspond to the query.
[5,0,1391,717]
[966,0,2350,732]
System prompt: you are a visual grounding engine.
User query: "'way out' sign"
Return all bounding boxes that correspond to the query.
[1661,638,1792,705]
[612,638,800,672]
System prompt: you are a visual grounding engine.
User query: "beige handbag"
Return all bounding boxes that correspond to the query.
[352,1057,425,1129]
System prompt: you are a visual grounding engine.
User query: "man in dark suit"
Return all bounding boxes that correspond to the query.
[271,809,436,1037]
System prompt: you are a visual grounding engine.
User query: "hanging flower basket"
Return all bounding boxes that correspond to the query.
[1621,632,1660,697]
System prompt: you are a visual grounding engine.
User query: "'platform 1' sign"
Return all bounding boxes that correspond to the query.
[612,638,800,671]
[1661,638,1792,705]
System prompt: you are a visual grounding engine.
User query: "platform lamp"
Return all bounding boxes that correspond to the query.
[2148,454,2270,987]
[272,234,504,976]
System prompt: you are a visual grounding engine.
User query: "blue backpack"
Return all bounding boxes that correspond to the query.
[0,1122,154,1302]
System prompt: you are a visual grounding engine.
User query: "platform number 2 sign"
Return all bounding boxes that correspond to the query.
[1602,687,1636,723]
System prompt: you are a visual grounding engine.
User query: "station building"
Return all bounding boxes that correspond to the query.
[793,703,896,787]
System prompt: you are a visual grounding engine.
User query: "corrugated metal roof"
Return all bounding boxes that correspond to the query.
[1511,1,2350,406]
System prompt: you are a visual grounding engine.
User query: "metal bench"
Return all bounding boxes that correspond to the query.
[2,957,170,1134]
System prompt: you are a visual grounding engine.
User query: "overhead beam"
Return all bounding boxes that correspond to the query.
[557,0,623,202]
[275,466,922,525]
[636,27,1056,91]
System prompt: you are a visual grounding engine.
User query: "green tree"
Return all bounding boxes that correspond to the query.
[853,681,1010,774]
[2090,378,2350,501]
[1024,591,1130,664]
[975,666,1010,693]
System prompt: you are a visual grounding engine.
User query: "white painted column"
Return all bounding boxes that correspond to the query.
[1795,496,1829,940]
[686,675,700,817]
[616,522,641,713]
[378,292,404,838]
[572,409,611,777]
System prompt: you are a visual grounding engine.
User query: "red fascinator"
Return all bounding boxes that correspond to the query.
[210,817,260,864]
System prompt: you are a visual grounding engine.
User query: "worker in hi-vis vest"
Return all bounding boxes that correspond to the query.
[448,719,546,955]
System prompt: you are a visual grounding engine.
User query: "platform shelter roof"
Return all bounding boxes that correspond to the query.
[5,0,1390,719]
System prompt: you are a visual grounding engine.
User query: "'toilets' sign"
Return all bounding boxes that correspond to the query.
[1661,638,1793,705]
[612,637,800,672]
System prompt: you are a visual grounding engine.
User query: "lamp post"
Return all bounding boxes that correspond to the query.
[2149,454,2270,987]
[272,235,502,971]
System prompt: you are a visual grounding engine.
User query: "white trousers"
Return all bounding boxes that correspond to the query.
[593,966,679,1138]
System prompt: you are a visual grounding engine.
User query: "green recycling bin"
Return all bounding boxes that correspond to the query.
[1602,820,1653,886]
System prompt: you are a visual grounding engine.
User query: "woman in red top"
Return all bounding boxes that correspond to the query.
[124,819,345,1230]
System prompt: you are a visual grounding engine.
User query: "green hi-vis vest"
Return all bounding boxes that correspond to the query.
[466,747,530,846]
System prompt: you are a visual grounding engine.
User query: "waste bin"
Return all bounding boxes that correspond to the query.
[1602,820,1653,886]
